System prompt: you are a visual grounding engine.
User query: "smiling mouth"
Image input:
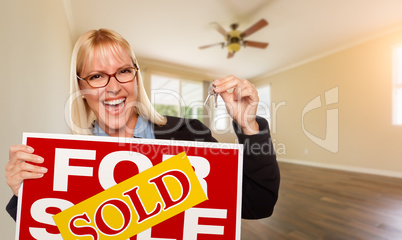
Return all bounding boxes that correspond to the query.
[103,98,126,112]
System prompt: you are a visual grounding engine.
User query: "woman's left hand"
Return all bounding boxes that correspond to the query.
[213,75,260,135]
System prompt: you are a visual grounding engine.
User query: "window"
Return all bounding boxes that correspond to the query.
[151,75,204,122]
[212,95,230,131]
[393,45,402,125]
[256,84,271,124]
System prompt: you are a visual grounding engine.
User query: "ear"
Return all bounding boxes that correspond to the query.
[80,89,86,99]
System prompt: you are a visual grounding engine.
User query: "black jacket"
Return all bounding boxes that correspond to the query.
[7,116,280,220]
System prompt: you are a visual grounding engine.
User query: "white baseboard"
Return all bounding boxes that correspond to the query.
[277,158,402,179]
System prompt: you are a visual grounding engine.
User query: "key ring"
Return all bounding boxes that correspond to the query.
[204,80,219,108]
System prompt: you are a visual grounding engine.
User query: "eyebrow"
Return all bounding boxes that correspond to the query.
[85,64,134,75]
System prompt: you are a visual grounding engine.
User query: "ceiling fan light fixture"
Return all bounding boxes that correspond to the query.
[227,43,241,53]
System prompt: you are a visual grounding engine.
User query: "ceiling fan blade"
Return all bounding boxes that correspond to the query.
[241,19,268,38]
[227,52,235,58]
[199,42,225,49]
[244,41,269,49]
[211,22,229,37]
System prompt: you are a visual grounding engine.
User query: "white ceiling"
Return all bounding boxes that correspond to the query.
[64,0,402,79]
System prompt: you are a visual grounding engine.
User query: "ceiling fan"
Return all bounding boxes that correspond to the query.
[199,18,269,58]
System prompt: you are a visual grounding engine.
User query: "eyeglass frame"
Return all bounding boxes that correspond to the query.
[77,65,139,88]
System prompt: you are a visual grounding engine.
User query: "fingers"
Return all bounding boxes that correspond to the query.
[6,160,48,178]
[9,144,34,157]
[214,75,259,103]
[6,145,47,196]
[6,163,47,196]
[213,75,238,92]
[213,75,260,134]
[8,145,44,165]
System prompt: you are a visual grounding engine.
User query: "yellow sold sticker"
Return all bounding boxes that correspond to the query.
[53,152,207,240]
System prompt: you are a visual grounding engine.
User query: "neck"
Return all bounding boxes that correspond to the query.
[98,114,138,138]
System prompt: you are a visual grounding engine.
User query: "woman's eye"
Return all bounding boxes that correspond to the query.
[120,68,132,74]
[89,74,103,80]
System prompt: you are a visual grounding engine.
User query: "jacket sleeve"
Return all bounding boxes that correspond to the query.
[6,195,18,221]
[234,116,280,219]
[156,115,280,219]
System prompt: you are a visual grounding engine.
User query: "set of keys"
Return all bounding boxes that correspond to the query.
[204,81,219,108]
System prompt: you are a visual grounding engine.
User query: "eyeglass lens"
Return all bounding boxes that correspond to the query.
[86,67,136,88]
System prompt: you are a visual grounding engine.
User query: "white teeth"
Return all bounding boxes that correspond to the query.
[104,98,125,106]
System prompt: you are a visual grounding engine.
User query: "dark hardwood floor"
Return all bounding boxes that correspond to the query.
[241,162,402,240]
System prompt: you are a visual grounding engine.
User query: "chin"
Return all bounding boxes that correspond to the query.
[103,119,127,135]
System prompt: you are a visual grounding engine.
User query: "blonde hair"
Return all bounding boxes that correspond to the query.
[68,28,166,134]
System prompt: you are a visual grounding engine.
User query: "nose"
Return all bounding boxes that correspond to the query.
[105,76,121,95]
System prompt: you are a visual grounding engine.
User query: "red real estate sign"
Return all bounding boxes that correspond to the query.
[16,133,243,240]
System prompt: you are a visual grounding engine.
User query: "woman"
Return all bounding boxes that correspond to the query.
[5,29,280,220]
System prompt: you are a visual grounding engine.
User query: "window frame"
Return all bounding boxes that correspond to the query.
[392,44,402,125]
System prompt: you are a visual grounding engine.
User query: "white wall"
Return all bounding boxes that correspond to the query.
[0,0,72,238]
[252,29,402,177]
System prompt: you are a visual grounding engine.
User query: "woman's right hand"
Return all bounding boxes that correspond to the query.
[5,145,47,196]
